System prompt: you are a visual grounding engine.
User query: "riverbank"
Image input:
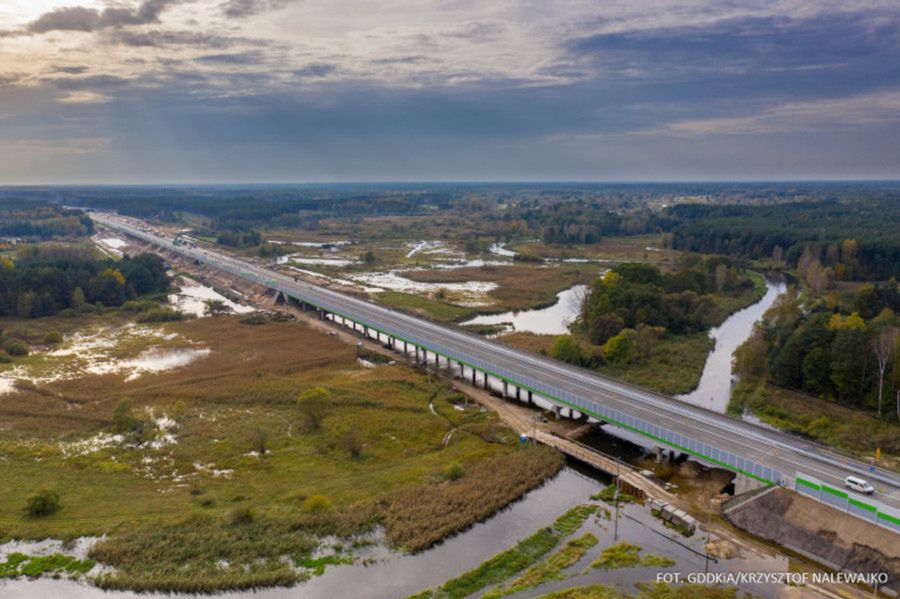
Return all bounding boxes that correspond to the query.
[730,381,900,472]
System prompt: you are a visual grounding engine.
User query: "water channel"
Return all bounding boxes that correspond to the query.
[1,465,795,599]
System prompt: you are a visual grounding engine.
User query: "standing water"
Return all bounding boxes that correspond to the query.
[461,285,586,335]
[677,278,786,413]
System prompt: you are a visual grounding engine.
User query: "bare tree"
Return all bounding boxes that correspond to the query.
[871,326,898,417]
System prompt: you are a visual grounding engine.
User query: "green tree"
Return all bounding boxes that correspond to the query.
[297,386,332,431]
[587,313,624,345]
[16,291,34,319]
[830,329,869,405]
[802,347,832,395]
[604,329,638,363]
[71,286,85,308]
[550,335,584,366]
[113,398,138,433]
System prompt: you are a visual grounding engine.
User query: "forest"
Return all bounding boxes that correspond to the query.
[735,281,900,417]
[0,199,94,239]
[668,200,900,280]
[0,246,170,319]
[579,258,754,342]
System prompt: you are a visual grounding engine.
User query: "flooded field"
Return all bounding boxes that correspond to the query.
[168,277,255,317]
[0,324,208,394]
[353,271,499,306]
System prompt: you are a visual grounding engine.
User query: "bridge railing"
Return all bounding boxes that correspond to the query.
[795,471,900,533]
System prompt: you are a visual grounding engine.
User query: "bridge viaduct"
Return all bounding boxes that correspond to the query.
[91,211,900,534]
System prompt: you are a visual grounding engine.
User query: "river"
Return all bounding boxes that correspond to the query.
[0,465,794,599]
[676,279,786,413]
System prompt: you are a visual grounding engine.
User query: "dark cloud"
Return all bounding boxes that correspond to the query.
[373,55,431,65]
[293,63,337,77]
[568,12,900,83]
[196,51,266,65]
[52,65,91,75]
[443,22,505,40]
[47,75,131,91]
[221,0,292,19]
[28,0,184,34]
[105,30,239,49]
[29,6,100,33]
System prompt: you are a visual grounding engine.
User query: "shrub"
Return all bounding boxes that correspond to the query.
[113,398,139,433]
[249,427,268,455]
[25,489,60,517]
[341,429,364,459]
[137,308,185,323]
[43,331,63,345]
[2,338,29,356]
[225,506,254,526]
[443,462,465,481]
[297,387,332,431]
[302,495,332,513]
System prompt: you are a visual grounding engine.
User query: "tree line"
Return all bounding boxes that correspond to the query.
[0,245,170,318]
[0,199,94,239]
[735,282,900,418]
[668,200,900,280]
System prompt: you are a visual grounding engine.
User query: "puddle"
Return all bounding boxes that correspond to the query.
[489,242,516,257]
[406,240,441,258]
[462,284,587,335]
[121,347,211,381]
[98,237,127,249]
[276,255,356,266]
[269,240,351,249]
[168,277,255,317]
[0,537,99,563]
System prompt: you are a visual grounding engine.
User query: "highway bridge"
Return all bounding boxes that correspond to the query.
[92,211,900,533]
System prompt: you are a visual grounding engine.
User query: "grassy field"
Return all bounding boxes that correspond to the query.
[497,331,713,396]
[731,381,900,472]
[0,313,562,590]
[376,289,479,323]
[597,333,714,395]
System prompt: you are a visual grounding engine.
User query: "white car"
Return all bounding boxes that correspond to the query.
[844,476,875,495]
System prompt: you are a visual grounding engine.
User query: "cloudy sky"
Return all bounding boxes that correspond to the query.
[1,0,899,183]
